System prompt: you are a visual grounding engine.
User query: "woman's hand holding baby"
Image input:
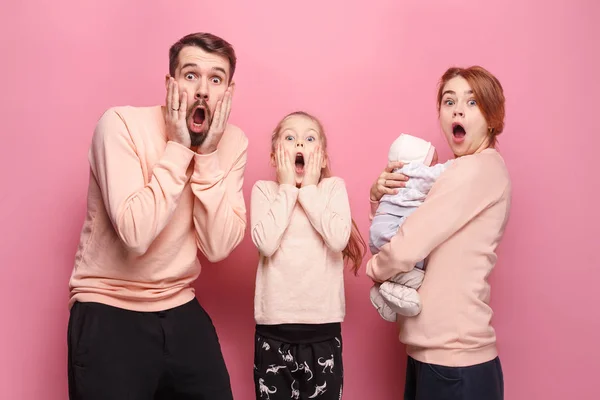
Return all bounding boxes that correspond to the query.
[370,161,408,202]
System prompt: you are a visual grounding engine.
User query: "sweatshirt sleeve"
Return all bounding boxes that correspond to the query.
[190,132,248,262]
[366,156,508,282]
[250,182,299,257]
[297,178,352,252]
[89,108,195,256]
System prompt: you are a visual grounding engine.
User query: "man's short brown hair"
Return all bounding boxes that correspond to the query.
[169,32,236,81]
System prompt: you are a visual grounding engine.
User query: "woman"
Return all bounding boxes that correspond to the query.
[367,66,511,400]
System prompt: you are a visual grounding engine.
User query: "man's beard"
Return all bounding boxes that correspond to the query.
[186,100,212,147]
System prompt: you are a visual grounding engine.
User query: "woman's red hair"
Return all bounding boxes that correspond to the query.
[437,66,506,147]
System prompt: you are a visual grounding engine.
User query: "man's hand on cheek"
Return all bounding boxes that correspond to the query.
[197,83,235,154]
[165,78,192,149]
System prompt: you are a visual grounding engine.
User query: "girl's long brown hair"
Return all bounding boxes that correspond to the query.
[270,111,366,275]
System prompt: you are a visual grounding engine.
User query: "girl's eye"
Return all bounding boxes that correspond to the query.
[285,135,294,141]
[306,136,315,142]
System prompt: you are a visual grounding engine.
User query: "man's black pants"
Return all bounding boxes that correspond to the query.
[68,298,233,400]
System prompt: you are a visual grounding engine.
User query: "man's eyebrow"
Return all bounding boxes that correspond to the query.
[180,64,227,77]
[180,63,197,70]
[211,67,227,75]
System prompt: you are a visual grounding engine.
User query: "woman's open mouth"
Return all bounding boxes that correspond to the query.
[295,153,305,174]
[452,122,466,142]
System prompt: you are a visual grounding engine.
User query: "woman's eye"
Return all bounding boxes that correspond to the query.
[468,99,477,106]
[444,99,454,106]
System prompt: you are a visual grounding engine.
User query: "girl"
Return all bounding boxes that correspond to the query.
[368,66,510,400]
[250,111,365,400]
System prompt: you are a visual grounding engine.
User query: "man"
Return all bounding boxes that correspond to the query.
[67,32,247,399]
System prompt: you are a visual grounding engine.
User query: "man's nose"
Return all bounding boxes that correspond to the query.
[195,79,209,101]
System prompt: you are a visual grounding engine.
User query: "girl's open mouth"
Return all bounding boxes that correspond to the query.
[295,153,305,174]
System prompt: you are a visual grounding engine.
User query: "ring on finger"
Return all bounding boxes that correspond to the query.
[171,107,179,111]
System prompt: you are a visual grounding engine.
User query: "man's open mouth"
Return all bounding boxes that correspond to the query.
[295,153,305,174]
[452,122,466,138]
[189,106,206,133]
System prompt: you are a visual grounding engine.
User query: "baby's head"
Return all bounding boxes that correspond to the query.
[388,134,437,166]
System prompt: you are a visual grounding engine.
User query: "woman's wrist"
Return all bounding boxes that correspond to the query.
[369,185,380,202]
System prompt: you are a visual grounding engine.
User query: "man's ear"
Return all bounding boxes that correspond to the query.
[165,74,171,90]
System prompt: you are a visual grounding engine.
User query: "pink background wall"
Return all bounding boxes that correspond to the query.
[1,0,598,398]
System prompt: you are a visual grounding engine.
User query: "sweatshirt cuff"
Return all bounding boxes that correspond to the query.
[298,184,324,212]
[192,149,222,182]
[163,141,195,173]
[366,257,383,283]
[298,184,318,201]
[279,184,300,197]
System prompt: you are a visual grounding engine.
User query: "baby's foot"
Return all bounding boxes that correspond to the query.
[370,284,398,322]
[379,282,422,317]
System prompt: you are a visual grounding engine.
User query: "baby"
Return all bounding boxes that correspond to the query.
[369,133,452,321]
